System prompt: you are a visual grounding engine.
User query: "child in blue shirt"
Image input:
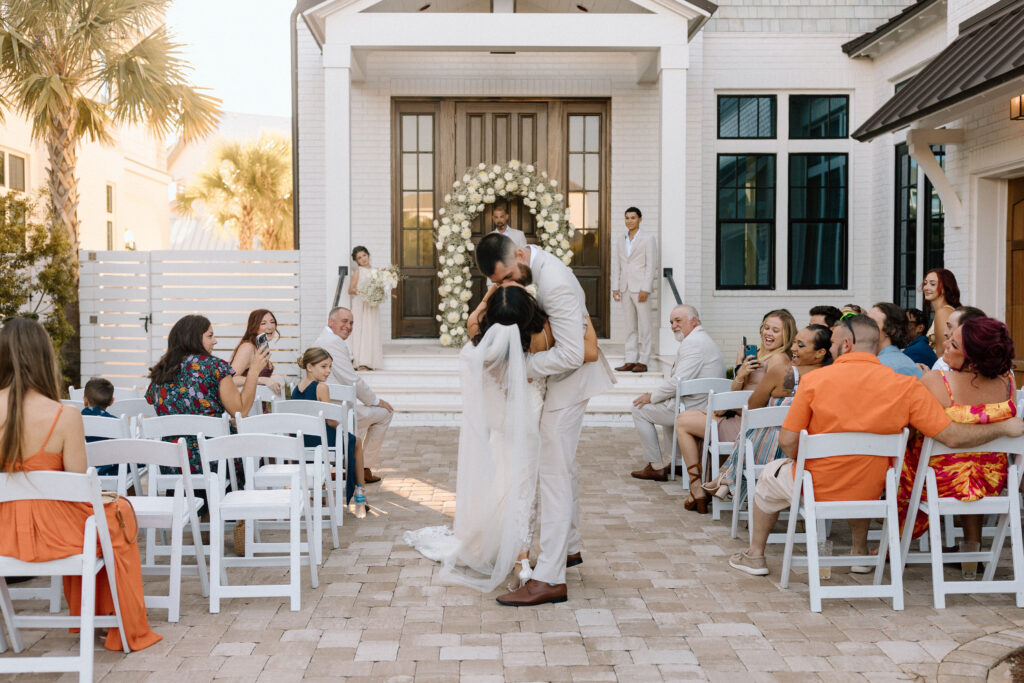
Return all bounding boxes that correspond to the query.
[81,377,118,475]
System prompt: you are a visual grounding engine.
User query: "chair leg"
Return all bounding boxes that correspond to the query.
[884,472,904,610]
[323,462,340,549]
[311,469,324,563]
[188,506,210,599]
[1009,492,1024,607]
[0,578,21,653]
[926,472,946,609]
[80,556,97,682]
[210,512,222,614]
[168,515,184,623]
[290,507,301,612]
[47,575,61,613]
[804,501,822,613]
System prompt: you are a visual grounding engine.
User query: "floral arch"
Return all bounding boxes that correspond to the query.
[434,160,576,347]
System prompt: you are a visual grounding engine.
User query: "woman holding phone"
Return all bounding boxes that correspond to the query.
[230,309,282,396]
[672,309,796,513]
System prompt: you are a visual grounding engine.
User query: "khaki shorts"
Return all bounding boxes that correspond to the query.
[753,458,798,514]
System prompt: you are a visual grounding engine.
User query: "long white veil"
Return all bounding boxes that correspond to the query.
[403,323,540,593]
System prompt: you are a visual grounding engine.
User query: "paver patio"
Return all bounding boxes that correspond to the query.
[3,426,1022,681]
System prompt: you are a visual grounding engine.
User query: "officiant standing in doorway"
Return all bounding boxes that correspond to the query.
[611,206,656,373]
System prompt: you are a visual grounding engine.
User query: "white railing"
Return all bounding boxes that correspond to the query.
[80,250,302,388]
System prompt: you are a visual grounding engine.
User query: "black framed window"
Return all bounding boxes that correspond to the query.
[893,143,944,307]
[789,153,847,289]
[718,96,776,139]
[717,154,775,289]
[789,95,848,139]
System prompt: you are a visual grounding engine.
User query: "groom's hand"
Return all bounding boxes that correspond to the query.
[632,393,652,407]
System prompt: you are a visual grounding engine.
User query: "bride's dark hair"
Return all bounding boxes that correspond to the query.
[473,286,548,352]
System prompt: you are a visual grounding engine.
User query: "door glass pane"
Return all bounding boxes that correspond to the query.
[585,192,599,230]
[403,230,418,265]
[569,116,583,152]
[419,154,433,191]
[584,116,600,153]
[584,155,599,192]
[582,229,599,265]
[568,192,584,229]
[417,115,433,152]
[569,155,583,191]
[402,154,417,191]
[402,116,417,152]
[418,230,434,266]
[402,191,418,227]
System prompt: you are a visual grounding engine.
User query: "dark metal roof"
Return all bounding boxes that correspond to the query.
[852,0,1024,141]
[841,0,941,56]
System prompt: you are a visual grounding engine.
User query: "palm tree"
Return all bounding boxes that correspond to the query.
[0,0,221,382]
[176,134,293,250]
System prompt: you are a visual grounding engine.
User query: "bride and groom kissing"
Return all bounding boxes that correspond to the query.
[404,232,614,606]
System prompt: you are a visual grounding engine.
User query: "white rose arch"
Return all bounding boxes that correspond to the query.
[434,160,576,347]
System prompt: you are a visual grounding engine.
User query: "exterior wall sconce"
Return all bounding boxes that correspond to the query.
[1012,95,1024,121]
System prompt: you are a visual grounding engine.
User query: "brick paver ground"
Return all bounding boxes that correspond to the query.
[3,426,1023,681]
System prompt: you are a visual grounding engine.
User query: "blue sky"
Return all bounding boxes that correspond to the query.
[167,0,293,118]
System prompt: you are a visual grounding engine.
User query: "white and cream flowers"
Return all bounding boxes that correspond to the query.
[434,160,576,347]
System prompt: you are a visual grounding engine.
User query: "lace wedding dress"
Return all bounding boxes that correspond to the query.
[404,324,544,592]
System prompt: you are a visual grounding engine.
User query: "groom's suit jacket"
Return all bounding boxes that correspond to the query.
[526,247,615,411]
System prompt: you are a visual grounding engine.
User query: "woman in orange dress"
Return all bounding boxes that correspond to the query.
[898,316,1017,547]
[0,317,160,652]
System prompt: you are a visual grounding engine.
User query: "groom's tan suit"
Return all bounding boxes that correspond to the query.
[526,246,614,584]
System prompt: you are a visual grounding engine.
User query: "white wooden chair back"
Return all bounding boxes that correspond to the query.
[325,383,358,436]
[107,398,156,419]
[780,429,909,612]
[700,390,753,519]
[82,414,132,440]
[139,413,233,491]
[69,386,143,402]
[0,468,129,679]
[730,404,791,540]
[899,434,1024,608]
[668,377,733,481]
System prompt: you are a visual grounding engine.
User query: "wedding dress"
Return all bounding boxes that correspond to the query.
[404,323,545,592]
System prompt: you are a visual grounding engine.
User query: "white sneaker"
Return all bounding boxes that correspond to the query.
[729,551,769,576]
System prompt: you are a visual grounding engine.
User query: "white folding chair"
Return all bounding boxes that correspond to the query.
[0,469,129,682]
[70,386,144,402]
[899,435,1024,608]
[780,429,909,612]
[668,377,733,481]
[87,438,209,622]
[730,404,791,540]
[200,433,319,612]
[273,399,350,523]
[325,383,359,439]
[60,399,85,410]
[700,390,753,520]
[137,413,232,566]
[236,411,340,560]
[108,398,156,419]
[82,415,138,494]
[248,384,280,416]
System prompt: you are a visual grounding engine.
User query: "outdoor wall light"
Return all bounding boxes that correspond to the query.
[1012,95,1024,121]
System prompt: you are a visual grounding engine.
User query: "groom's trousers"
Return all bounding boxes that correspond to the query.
[532,398,588,585]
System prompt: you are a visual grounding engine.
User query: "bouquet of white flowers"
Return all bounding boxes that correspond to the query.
[357,265,402,307]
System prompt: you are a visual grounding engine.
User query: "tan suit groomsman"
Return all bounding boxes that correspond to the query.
[490,203,527,249]
[611,206,656,373]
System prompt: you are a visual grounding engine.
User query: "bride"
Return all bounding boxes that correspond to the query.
[404,282,552,592]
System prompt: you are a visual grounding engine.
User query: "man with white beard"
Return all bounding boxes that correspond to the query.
[630,305,726,481]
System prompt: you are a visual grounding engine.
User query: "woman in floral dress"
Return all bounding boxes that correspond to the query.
[145,314,269,478]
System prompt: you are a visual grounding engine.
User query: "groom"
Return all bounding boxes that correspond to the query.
[476,233,614,606]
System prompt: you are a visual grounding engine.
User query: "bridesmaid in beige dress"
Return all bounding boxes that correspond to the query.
[348,245,383,370]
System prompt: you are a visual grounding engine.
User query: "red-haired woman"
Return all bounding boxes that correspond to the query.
[230,309,282,396]
[898,316,1017,561]
[921,267,961,358]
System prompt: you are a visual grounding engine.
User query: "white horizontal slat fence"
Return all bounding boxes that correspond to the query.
[80,250,303,390]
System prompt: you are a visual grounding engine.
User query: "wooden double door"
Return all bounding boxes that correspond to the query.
[391,98,610,338]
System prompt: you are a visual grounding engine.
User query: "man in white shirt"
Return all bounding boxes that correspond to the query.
[630,304,726,481]
[611,206,657,373]
[490,203,527,249]
[313,307,394,483]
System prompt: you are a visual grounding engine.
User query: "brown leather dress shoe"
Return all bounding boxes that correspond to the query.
[614,362,636,372]
[496,579,567,606]
[363,468,381,483]
[566,552,583,568]
[631,363,648,373]
[630,464,669,482]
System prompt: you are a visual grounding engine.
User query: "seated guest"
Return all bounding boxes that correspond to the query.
[229,309,283,396]
[293,346,367,509]
[146,314,269,476]
[314,307,394,483]
[841,303,864,315]
[630,304,726,482]
[903,307,938,368]
[728,315,1024,577]
[0,318,161,651]
[898,317,1017,556]
[674,309,796,513]
[81,377,118,475]
[808,305,842,329]
[704,325,832,500]
[933,306,986,371]
[867,303,922,378]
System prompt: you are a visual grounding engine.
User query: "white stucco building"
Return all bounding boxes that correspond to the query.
[0,117,172,251]
[291,0,1024,377]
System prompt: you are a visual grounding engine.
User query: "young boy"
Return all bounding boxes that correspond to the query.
[82,377,118,474]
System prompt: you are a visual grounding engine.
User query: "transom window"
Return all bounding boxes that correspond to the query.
[717,96,776,139]
[789,95,849,139]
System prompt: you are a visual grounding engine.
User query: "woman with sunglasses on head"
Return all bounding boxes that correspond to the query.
[897,316,1016,571]
[921,268,961,358]
[674,309,797,513]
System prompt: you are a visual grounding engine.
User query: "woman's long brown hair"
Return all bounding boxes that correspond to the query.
[0,318,62,472]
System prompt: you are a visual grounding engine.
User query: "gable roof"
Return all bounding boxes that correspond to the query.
[842,0,945,59]
[852,0,1024,141]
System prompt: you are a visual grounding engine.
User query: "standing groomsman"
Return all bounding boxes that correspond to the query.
[611,206,657,373]
[490,203,527,249]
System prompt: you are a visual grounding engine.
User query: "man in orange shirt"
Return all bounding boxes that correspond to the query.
[730,314,1024,576]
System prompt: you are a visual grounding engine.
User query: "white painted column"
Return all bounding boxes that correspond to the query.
[322,44,354,310]
[657,45,688,353]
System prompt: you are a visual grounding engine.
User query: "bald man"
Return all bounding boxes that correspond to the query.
[630,305,726,481]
